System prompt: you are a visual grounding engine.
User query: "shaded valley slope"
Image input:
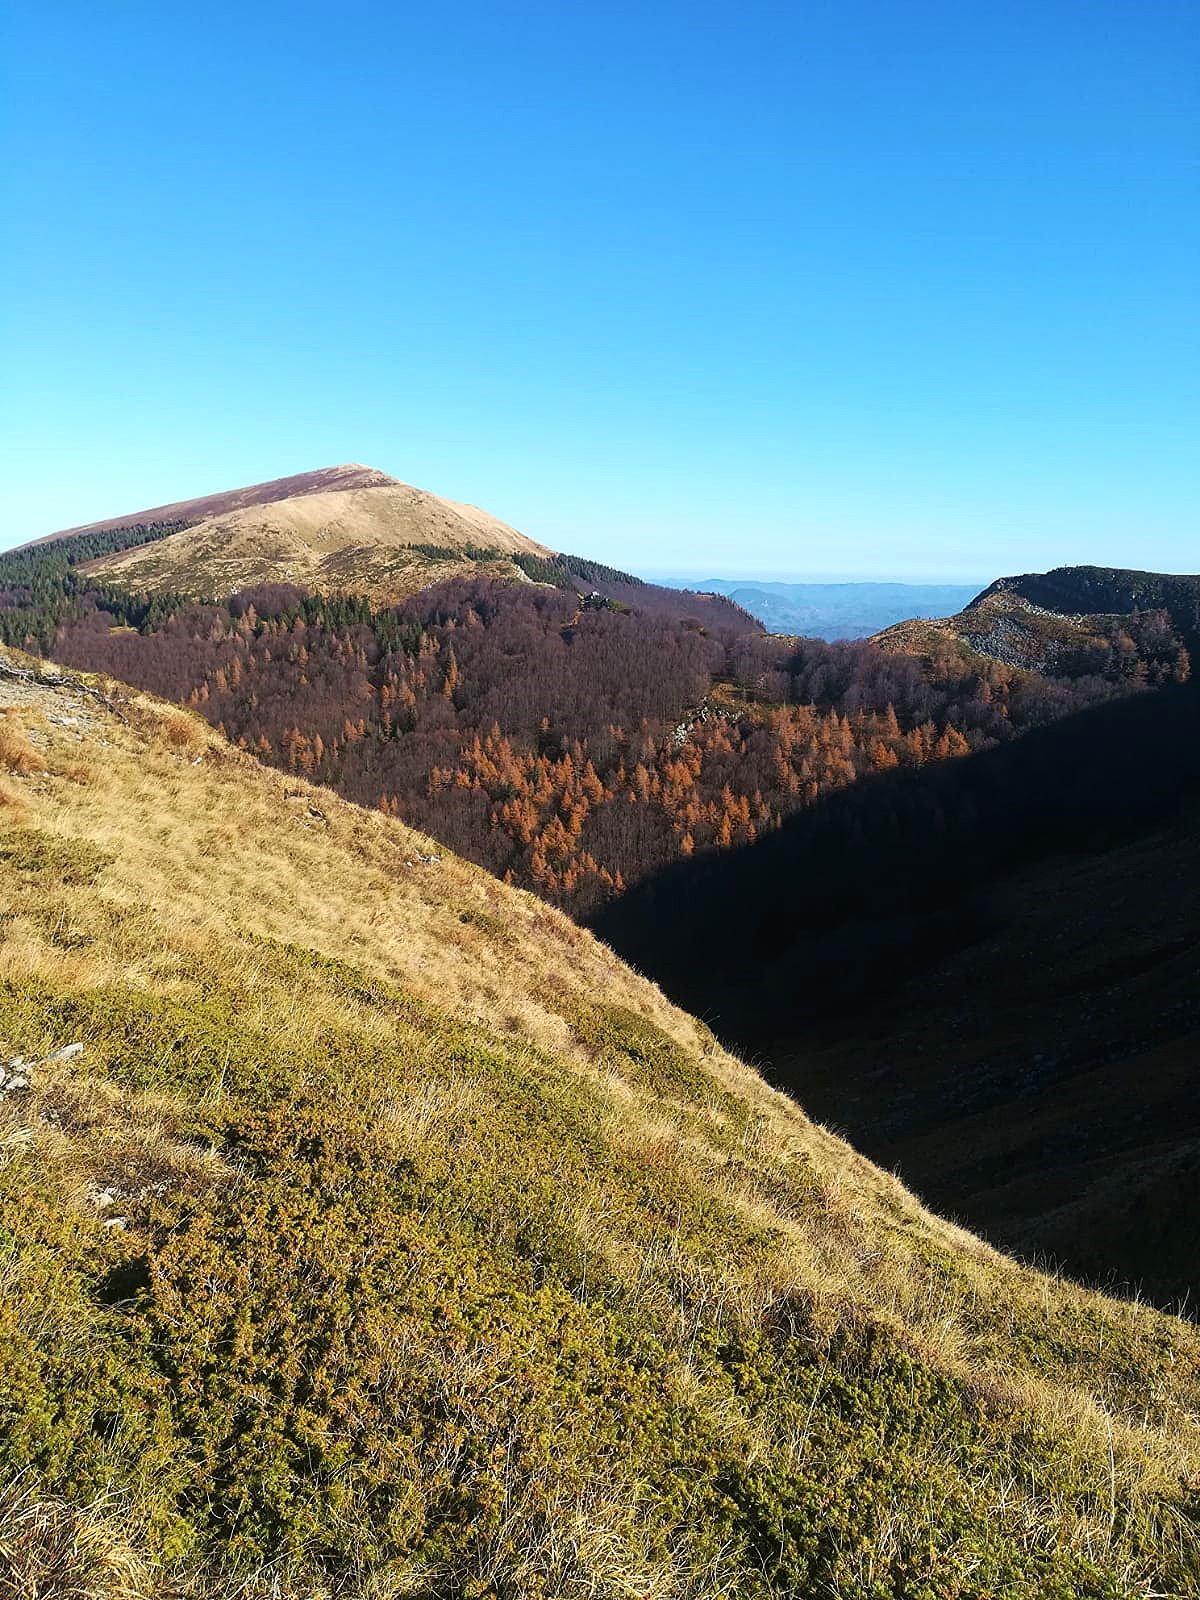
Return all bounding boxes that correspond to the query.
[594,679,1200,1311]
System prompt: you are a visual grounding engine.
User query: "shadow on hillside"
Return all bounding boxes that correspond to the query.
[592,678,1200,1027]
[591,679,1200,1311]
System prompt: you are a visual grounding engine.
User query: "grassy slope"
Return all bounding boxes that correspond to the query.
[83,483,550,607]
[1,655,1199,1598]
[29,465,402,547]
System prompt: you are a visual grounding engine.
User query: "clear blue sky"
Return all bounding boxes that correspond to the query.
[2,1,1196,579]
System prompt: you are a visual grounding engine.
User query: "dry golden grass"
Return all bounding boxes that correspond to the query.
[0,674,712,1084]
[0,713,45,775]
[0,777,30,822]
[0,1478,148,1600]
[152,708,207,754]
[85,479,552,606]
[25,1068,237,1224]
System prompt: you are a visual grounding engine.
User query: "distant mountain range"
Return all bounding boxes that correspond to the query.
[658,578,983,639]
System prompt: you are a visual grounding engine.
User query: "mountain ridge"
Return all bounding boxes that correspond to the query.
[974,563,1200,654]
[39,465,557,608]
[26,463,401,546]
[874,563,1199,673]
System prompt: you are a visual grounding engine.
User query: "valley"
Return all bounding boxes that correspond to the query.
[660,578,983,640]
[9,6,1195,1593]
[595,677,1200,1310]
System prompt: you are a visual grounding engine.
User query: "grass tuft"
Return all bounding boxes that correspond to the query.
[0,715,45,775]
[0,1477,148,1600]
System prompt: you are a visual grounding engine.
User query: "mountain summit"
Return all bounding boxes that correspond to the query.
[30,465,553,605]
[34,464,403,543]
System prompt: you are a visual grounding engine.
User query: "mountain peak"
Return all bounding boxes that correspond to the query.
[34,463,403,545]
[29,464,553,606]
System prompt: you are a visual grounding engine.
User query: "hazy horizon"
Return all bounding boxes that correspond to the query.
[645,572,991,588]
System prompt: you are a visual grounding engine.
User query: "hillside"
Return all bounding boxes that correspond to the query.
[29,464,400,545]
[874,566,1195,678]
[593,679,1200,1311]
[977,565,1200,649]
[2,531,1169,920]
[2,650,1200,1596]
[70,467,552,606]
[872,590,1111,671]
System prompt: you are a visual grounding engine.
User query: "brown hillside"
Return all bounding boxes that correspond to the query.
[78,474,552,606]
[29,463,399,545]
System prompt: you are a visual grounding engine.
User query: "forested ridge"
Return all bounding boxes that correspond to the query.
[977,564,1200,647]
[0,535,1188,912]
[0,521,193,655]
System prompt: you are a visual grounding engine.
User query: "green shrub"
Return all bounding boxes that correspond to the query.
[1,936,1197,1596]
[0,829,113,886]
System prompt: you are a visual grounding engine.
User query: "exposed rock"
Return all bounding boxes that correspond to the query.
[0,1042,83,1100]
[0,1059,31,1099]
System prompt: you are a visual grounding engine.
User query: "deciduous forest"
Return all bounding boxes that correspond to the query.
[1,550,1186,913]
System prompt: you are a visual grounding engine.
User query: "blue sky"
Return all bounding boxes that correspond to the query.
[2,1,1196,578]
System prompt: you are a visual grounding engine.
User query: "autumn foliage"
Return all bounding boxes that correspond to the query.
[37,573,1185,915]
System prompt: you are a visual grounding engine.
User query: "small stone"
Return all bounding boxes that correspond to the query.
[46,1042,84,1063]
[0,1059,32,1099]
